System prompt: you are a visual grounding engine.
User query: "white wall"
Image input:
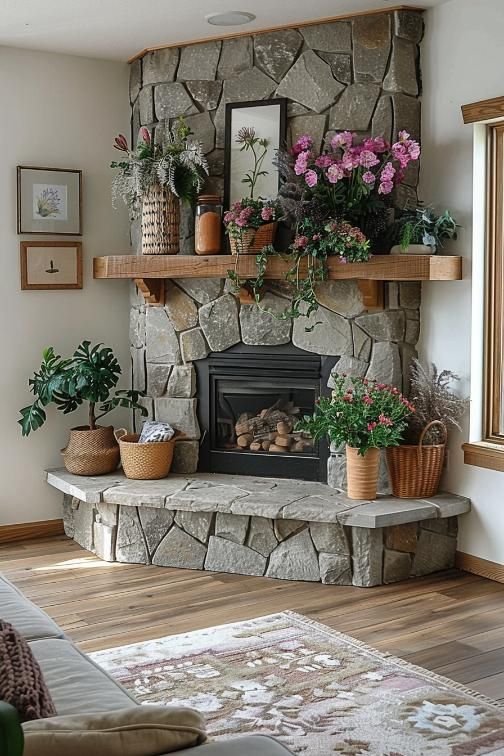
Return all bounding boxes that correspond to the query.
[0,47,131,526]
[420,0,504,564]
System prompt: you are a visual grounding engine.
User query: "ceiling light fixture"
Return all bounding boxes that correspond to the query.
[206,11,256,26]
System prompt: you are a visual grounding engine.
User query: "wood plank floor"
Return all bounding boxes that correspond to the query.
[2,535,504,702]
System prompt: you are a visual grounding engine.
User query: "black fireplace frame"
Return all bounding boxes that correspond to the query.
[195,344,337,481]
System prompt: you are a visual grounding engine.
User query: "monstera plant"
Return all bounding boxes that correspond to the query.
[19,341,146,476]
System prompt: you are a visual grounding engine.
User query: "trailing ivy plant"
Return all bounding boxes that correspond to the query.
[19,341,147,436]
[228,218,371,324]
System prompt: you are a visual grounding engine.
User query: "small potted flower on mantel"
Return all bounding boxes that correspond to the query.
[298,375,415,500]
[223,126,282,255]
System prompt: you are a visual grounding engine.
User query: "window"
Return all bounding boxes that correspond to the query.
[462,96,504,470]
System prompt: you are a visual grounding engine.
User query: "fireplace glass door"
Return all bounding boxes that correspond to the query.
[196,346,334,481]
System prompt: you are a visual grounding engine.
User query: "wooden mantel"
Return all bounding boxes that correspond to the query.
[93,253,462,305]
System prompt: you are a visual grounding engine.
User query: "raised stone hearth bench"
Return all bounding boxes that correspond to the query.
[46,469,470,587]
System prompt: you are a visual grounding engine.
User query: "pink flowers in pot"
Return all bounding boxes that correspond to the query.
[297,375,416,456]
[223,197,281,240]
[289,129,421,215]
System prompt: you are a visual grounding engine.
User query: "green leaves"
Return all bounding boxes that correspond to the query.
[18,342,146,436]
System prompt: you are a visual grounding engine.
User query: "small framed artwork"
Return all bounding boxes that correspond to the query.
[17,166,82,235]
[224,98,287,209]
[20,241,83,291]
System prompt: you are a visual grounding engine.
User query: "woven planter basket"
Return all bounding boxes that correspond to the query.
[62,425,123,476]
[119,431,184,480]
[229,222,277,255]
[141,184,180,255]
[386,420,447,498]
[346,445,380,500]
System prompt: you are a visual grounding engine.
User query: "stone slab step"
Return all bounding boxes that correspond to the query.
[46,469,470,528]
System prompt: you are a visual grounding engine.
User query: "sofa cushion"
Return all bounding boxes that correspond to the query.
[22,704,207,756]
[29,638,138,715]
[0,620,57,722]
[0,574,64,641]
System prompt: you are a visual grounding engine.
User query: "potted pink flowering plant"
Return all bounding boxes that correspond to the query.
[223,126,283,255]
[298,375,415,499]
[223,196,282,256]
[290,129,420,248]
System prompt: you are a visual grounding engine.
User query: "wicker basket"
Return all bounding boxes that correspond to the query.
[61,425,123,476]
[229,222,277,255]
[119,431,184,480]
[141,184,180,255]
[386,420,447,498]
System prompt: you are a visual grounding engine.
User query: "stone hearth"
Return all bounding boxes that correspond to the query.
[47,469,470,588]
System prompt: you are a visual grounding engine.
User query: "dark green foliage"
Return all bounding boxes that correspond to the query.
[19,341,147,437]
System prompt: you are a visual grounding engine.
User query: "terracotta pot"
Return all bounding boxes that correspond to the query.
[390,244,435,256]
[62,425,125,476]
[229,222,277,255]
[346,445,380,500]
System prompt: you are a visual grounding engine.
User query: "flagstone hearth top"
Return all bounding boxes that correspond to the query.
[46,469,470,528]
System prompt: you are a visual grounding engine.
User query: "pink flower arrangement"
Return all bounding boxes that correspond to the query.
[223,197,281,240]
[288,129,420,209]
[298,375,415,455]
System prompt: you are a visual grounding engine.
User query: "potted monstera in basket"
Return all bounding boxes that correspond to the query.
[111,119,208,255]
[386,361,468,498]
[19,342,147,475]
[298,375,415,500]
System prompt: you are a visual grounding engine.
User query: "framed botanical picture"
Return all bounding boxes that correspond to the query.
[224,99,287,209]
[20,241,83,290]
[17,166,82,235]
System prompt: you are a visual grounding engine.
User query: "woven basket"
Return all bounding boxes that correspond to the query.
[229,222,277,255]
[119,430,184,480]
[386,420,447,498]
[141,184,180,255]
[61,425,123,476]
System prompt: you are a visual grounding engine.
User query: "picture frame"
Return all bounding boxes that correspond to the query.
[17,166,82,235]
[20,241,83,291]
[224,98,287,210]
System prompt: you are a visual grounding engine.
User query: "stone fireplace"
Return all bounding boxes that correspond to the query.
[128,7,424,482]
[131,278,420,486]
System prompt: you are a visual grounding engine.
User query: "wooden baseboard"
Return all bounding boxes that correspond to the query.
[0,519,64,545]
[455,551,504,583]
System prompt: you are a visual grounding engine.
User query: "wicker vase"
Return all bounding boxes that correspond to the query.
[229,222,277,255]
[386,420,447,498]
[62,425,124,476]
[346,445,380,500]
[141,184,180,255]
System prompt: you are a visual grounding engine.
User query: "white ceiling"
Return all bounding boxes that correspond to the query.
[1,0,447,62]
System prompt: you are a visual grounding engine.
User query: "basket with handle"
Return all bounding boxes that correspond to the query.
[118,430,184,480]
[386,420,447,498]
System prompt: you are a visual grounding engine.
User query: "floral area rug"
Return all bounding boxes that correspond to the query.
[90,612,504,755]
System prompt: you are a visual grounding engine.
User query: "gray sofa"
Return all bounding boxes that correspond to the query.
[0,573,293,755]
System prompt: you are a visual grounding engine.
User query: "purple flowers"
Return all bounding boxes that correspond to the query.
[260,206,274,222]
[288,129,420,206]
[378,161,396,195]
[294,150,311,175]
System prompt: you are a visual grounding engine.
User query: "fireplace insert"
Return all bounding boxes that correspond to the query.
[195,344,337,481]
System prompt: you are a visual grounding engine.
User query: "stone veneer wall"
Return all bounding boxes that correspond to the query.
[128,10,424,478]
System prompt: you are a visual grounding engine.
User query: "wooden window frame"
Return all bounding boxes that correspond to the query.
[462,96,504,470]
